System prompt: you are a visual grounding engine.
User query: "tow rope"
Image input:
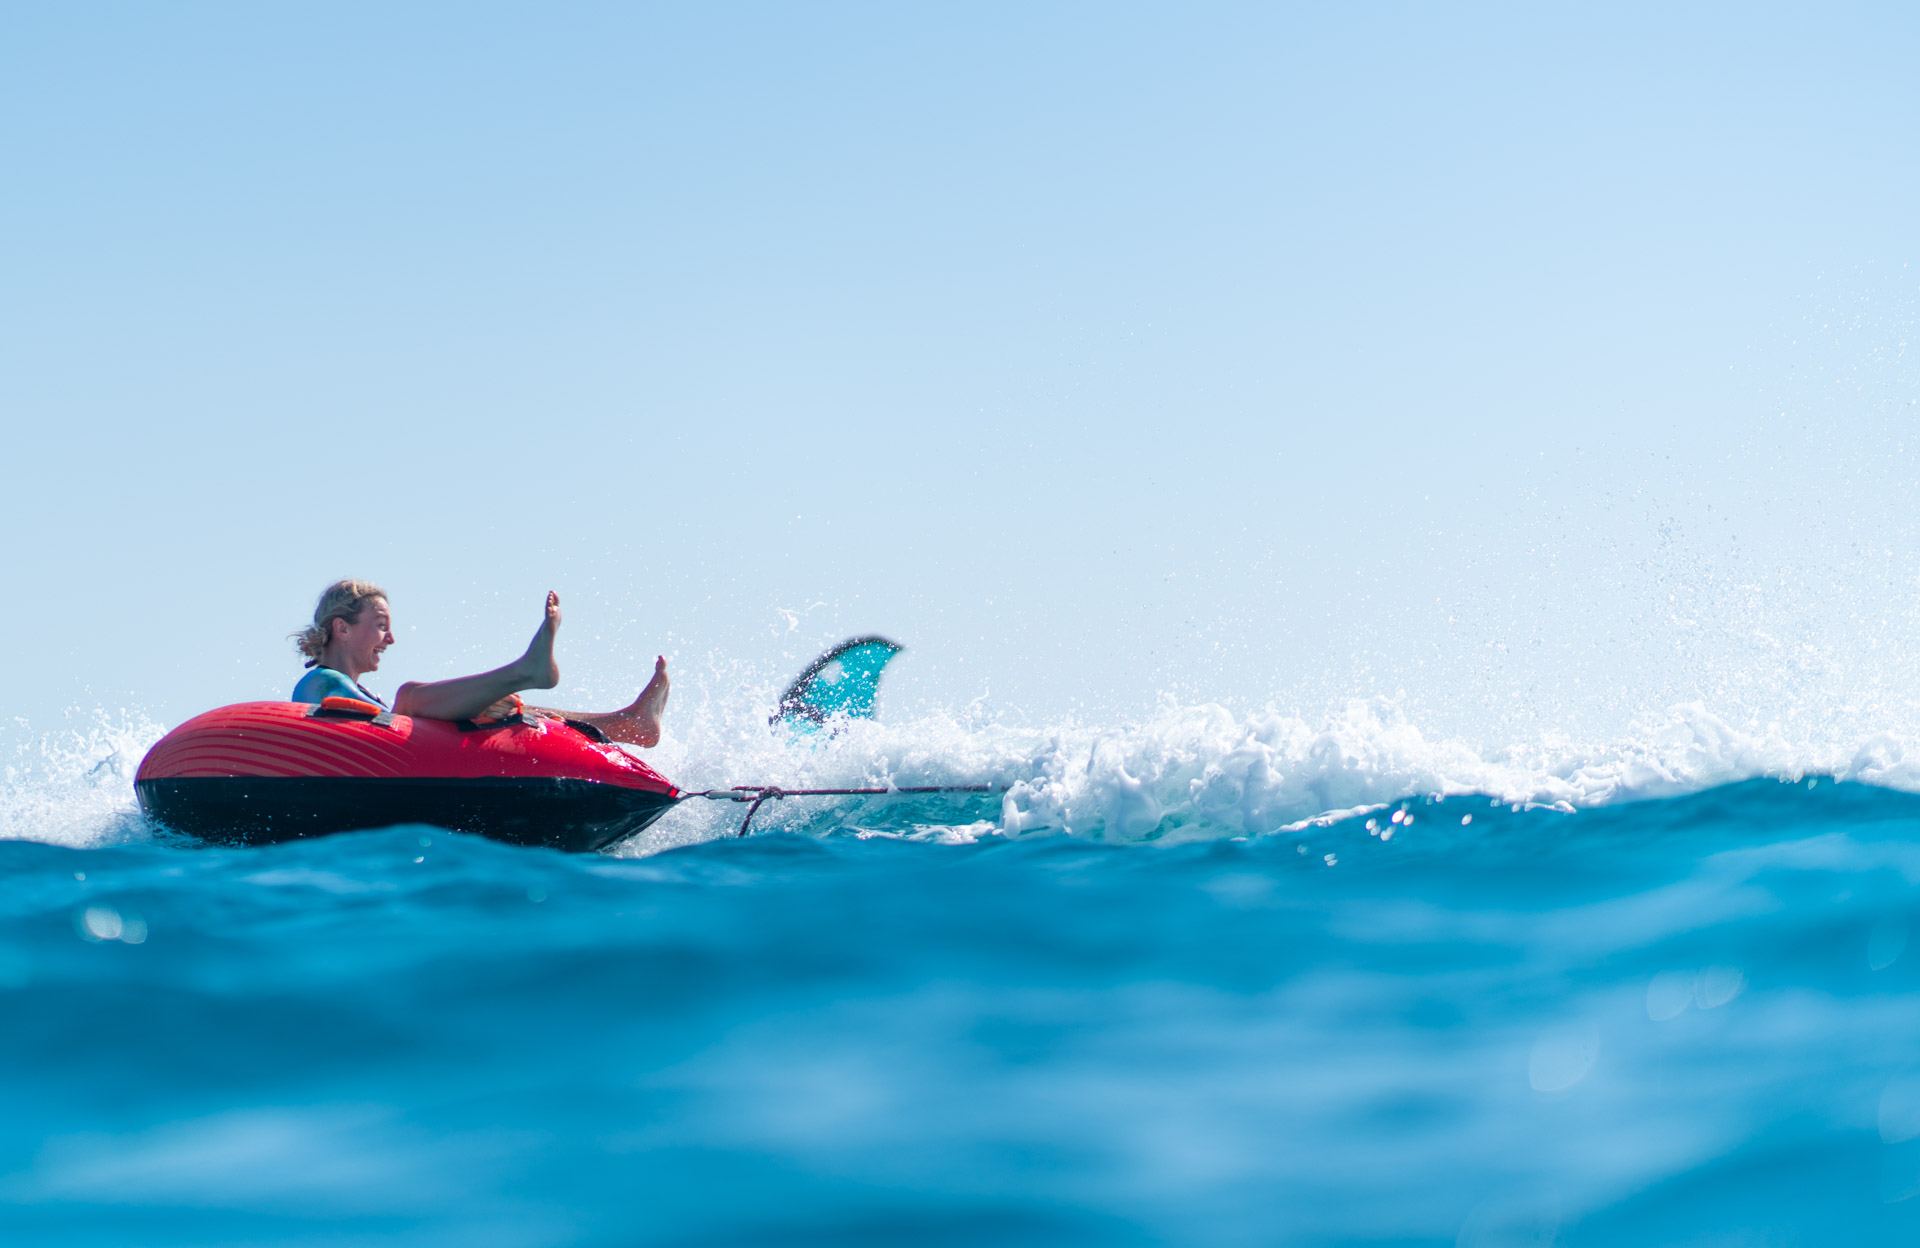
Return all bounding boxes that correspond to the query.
[684,784,1005,836]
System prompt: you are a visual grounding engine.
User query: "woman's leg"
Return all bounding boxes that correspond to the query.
[533,656,670,747]
[393,592,562,721]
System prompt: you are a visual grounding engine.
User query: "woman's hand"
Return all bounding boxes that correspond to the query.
[477,695,523,721]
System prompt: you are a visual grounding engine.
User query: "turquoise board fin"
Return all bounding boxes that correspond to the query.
[774,636,903,731]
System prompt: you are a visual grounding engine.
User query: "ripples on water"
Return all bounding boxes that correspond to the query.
[3,769,1920,1244]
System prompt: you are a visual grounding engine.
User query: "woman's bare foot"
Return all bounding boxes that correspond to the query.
[620,655,670,747]
[514,591,562,690]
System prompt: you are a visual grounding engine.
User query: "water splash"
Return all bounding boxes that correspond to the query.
[0,709,162,848]
[23,689,1920,853]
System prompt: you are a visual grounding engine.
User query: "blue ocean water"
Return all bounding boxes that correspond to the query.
[7,704,1920,1244]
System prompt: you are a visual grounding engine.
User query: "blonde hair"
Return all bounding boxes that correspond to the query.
[291,580,389,667]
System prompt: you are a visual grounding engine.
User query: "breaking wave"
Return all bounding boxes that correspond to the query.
[18,690,1920,854]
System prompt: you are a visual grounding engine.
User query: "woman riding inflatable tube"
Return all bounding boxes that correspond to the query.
[289,580,671,745]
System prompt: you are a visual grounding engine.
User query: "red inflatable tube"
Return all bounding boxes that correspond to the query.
[136,701,680,852]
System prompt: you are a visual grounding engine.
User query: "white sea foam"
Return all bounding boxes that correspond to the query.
[13,693,1920,853]
[620,693,1920,853]
[0,709,162,849]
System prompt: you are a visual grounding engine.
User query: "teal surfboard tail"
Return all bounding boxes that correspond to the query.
[774,636,903,731]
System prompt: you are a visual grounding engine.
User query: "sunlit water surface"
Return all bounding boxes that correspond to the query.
[4,755,1920,1245]
[11,695,1920,1236]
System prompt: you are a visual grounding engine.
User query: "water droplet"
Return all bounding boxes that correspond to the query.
[1696,966,1746,1009]
[78,907,122,942]
[1646,971,1696,1021]
[1529,1024,1600,1092]
[1871,915,1909,971]
[1883,1074,1920,1143]
[527,887,548,903]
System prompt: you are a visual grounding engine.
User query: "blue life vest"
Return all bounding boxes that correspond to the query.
[291,666,388,708]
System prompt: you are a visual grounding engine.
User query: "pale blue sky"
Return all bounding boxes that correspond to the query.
[6,4,1920,742]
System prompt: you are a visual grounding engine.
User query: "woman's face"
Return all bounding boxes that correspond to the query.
[330,597,395,673]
